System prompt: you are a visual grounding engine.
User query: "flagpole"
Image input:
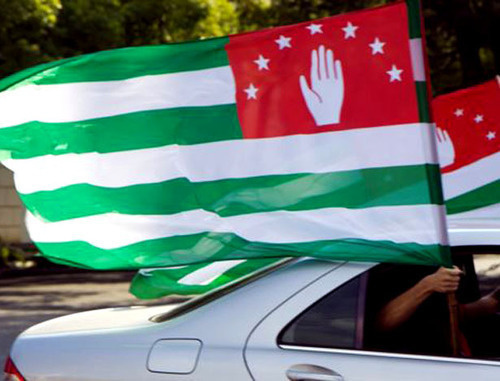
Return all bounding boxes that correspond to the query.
[447,293,460,356]
[406,0,461,356]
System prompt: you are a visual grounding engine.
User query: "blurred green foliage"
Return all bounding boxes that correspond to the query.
[0,0,498,95]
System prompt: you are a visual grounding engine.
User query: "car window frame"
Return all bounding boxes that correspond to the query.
[276,246,500,367]
[277,271,368,350]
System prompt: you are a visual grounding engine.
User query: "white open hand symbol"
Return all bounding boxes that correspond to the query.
[300,45,344,126]
[436,127,455,168]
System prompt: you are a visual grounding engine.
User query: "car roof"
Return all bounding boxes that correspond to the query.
[448,224,500,246]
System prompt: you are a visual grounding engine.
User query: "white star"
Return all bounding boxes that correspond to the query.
[342,22,358,39]
[244,83,258,100]
[253,55,270,71]
[369,37,385,55]
[474,114,484,123]
[306,23,323,35]
[275,35,292,49]
[386,65,403,82]
[486,131,496,140]
[454,108,464,117]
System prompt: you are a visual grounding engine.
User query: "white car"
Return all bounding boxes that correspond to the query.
[5,228,500,381]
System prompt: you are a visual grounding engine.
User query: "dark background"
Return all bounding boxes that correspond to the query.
[0,0,498,96]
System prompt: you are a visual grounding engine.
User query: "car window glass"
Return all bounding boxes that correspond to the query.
[461,253,500,360]
[279,276,362,349]
[363,263,453,357]
[279,250,500,361]
[363,252,500,361]
[473,253,500,295]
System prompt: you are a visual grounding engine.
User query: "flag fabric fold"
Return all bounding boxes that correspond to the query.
[0,0,450,270]
[129,257,285,299]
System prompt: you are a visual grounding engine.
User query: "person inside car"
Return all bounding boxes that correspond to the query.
[364,264,499,357]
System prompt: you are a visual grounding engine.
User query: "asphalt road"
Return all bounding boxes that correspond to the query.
[0,271,176,367]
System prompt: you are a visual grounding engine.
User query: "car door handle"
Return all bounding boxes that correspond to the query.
[286,364,344,381]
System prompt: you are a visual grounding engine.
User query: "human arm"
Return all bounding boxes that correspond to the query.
[460,287,500,320]
[376,266,462,331]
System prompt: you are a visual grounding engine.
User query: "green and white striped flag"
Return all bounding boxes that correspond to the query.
[131,78,500,300]
[0,0,451,270]
[129,258,285,299]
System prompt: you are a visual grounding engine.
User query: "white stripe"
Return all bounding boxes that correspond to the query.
[448,203,500,222]
[409,38,426,81]
[0,67,236,128]
[178,260,246,286]
[26,205,446,248]
[4,123,437,194]
[138,265,187,277]
[442,152,500,200]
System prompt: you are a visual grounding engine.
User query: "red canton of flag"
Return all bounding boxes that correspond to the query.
[433,79,500,173]
[225,2,419,139]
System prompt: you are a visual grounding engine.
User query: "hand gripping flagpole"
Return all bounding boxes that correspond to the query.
[405,0,460,356]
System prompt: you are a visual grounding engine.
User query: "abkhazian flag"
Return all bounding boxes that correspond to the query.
[434,78,500,229]
[0,0,451,270]
[130,258,285,299]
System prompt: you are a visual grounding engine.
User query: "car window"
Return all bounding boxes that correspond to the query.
[279,275,364,350]
[461,253,500,360]
[474,253,500,296]
[279,248,500,361]
[363,263,454,357]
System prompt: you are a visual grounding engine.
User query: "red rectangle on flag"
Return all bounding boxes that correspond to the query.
[225,2,419,139]
[433,79,500,173]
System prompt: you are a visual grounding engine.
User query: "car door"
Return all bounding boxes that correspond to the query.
[244,260,500,381]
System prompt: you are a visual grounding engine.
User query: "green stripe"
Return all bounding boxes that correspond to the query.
[36,233,450,270]
[446,180,500,215]
[0,37,229,89]
[2,104,241,159]
[22,165,443,222]
[129,258,283,298]
[426,162,445,205]
[406,0,431,126]
[0,57,78,92]
[405,0,422,39]
[415,81,430,123]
